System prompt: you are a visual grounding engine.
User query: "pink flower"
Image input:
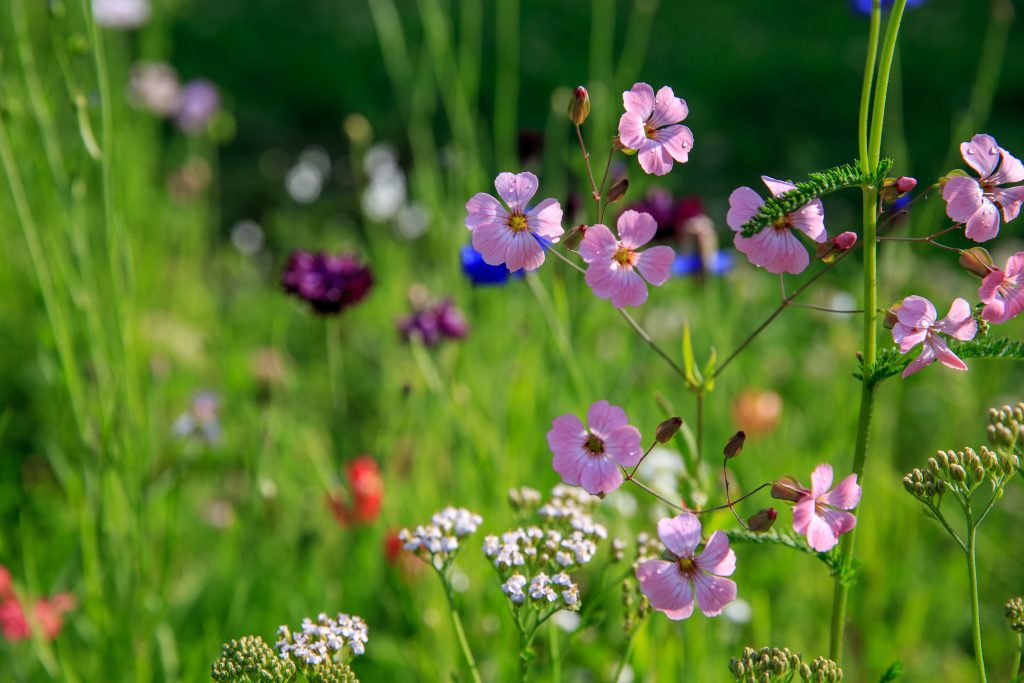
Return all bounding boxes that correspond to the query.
[578,210,675,308]
[778,464,862,553]
[617,83,693,176]
[465,172,564,271]
[892,296,978,378]
[636,513,736,620]
[943,134,1024,242]
[979,252,1024,324]
[547,400,642,495]
[727,177,827,274]
[833,231,857,251]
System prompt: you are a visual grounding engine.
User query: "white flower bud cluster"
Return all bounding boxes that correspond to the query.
[275,612,368,666]
[399,507,483,566]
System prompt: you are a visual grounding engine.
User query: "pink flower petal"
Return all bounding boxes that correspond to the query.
[979,268,1006,305]
[902,342,936,378]
[636,559,695,620]
[547,413,587,453]
[471,222,514,266]
[466,193,507,230]
[695,531,735,577]
[934,298,977,340]
[503,231,546,272]
[578,224,617,263]
[637,144,675,176]
[760,176,797,198]
[636,246,675,286]
[617,210,657,249]
[942,176,985,224]
[604,425,643,468]
[657,513,702,558]
[527,198,564,240]
[551,443,589,488]
[892,322,928,353]
[785,198,827,243]
[928,336,968,372]
[622,83,656,119]
[792,496,816,535]
[992,186,1024,223]
[649,86,688,128]
[692,572,737,617]
[821,474,861,510]
[494,172,538,212]
[734,227,809,274]
[804,513,840,552]
[618,112,649,152]
[992,148,1024,185]
[965,200,1001,242]
[726,187,764,232]
[810,464,833,498]
[895,295,937,328]
[960,134,1002,179]
[587,400,630,436]
[819,509,857,539]
[579,457,624,495]
[586,260,649,308]
[653,124,693,164]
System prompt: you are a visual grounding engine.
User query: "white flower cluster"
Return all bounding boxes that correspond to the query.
[501,572,580,609]
[482,527,597,570]
[399,507,483,566]
[275,612,368,666]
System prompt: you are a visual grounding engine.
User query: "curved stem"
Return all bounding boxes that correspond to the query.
[440,575,483,683]
[966,517,988,682]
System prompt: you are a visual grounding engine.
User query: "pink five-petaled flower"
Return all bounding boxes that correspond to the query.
[617,83,693,176]
[636,513,736,620]
[547,400,642,495]
[465,172,564,271]
[892,296,978,378]
[727,177,827,274]
[943,134,1024,242]
[578,210,675,308]
[980,252,1024,324]
[779,464,862,553]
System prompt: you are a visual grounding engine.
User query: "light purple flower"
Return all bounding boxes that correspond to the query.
[636,513,737,620]
[943,134,1024,242]
[175,80,220,135]
[979,252,1024,324]
[788,464,861,553]
[728,177,827,274]
[465,172,564,271]
[547,401,642,495]
[578,210,674,308]
[617,83,693,176]
[892,296,977,378]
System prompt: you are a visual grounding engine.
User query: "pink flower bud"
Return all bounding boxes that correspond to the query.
[895,176,917,193]
[568,86,590,126]
[959,247,994,278]
[833,231,857,251]
[655,416,683,444]
[770,476,803,503]
[746,507,777,533]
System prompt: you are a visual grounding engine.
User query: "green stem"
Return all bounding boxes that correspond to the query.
[549,620,561,683]
[858,0,881,173]
[325,319,346,413]
[868,0,908,168]
[966,518,988,682]
[441,577,483,683]
[1012,632,1022,681]
[611,632,637,683]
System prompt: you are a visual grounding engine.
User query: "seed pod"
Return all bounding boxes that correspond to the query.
[655,416,683,444]
[747,507,777,532]
[568,86,590,126]
[605,178,630,204]
[724,431,746,459]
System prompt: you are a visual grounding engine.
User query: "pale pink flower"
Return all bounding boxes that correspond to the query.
[727,177,827,274]
[547,400,642,495]
[777,464,861,553]
[636,513,736,620]
[578,210,675,308]
[943,134,1024,242]
[465,172,564,271]
[617,83,693,176]
[979,252,1024,324]
[892,296,978,378]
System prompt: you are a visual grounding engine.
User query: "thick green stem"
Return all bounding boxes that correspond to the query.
[858,0,881,172]
[442,581,483,683]
[1012,633,1022,681]
[966,521,988,682]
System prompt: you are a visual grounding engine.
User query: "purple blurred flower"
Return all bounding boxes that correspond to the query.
[852,0,926,15]
[172,391,221,443]
[625,189,705,240]
[281,251,374,315]
[398,299,469,346]
[175,80,220,134]
[673,250,733,277]
[461,244,523,286]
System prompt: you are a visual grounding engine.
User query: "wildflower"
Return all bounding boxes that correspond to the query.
[328,456,383,527]
[128,62,181,117]
[281,250,374,315]
[943,134,1024,242]
[728,177,827,274]
[175,80,220,135]
[171,391,221,443]
[1006,597,1024,633]
[398,299,469,346]
[617,83,693,176]
[773,464,861,552]
[731,389,782,437]
[460,244,523,286]
[891,295,977,378]
[502,574,527,604]
[636,513,737,620]
[276,612,368,666]
[567,86,590,126]
[92,0,150,28]
[547,400,643,495]
[979,252,1024,324]
[465,171,564,271]
[400,507,483,568]
[0,568,75,642]
[212,635,297,683]
[579,210,674,308]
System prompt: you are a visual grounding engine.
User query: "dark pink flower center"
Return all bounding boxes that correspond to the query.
[507,211,528,232]
[772,218,790,233]
[643,123,657,139]
[583,433,605,456]
[676,556,698,578]
[613,245,637,267]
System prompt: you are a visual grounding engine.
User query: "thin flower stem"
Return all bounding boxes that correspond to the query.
[695,390,704,464]
[439,573,484,683]
[700,482,770,513]
[574,124,600,211]
[611,631,638,683]
[1012,633,1022,682]
[549,620,561,683]
[925,502,967,552]
[628,440,661,478]
[722,458,749,529]
[597,142,617,224]
[966,512,989,682]
[789,303,864,314]
[624,474,686,511]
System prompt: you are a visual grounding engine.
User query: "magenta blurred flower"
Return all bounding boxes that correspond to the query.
[547,400,642,495]
[636,513,737,620]
[728,177,827,274]
[465,172,564,271]
[892,295,977,378]
[175,79,220,135]
[943,134,1024,242]
[579,210,674,308]
[281,250,374,315]
[398,299,469,346]
[979,252,1024,324]
[618,83,693,176]
[779,464,861,553]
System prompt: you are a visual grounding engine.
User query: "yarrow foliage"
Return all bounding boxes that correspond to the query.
[211,635,297,683]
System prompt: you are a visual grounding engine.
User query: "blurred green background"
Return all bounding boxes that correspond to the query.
[1,0,1023,681]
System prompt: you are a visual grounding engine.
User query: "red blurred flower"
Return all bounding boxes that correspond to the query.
[0,566,75,642]
[328,456,383,526]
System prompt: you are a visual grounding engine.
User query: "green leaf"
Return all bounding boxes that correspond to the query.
[856,336,1024,387]
[681,322,700,387]
[702,346,717,392]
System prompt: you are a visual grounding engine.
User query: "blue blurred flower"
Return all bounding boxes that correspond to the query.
[672,251,733,277]
[460,245,524,286]
[851,0,926,15]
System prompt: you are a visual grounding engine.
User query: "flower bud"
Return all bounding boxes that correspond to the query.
[880,176,917,203]
[723,431,746,459]
[950,464,967,482]
[568,86,590,126]
[605,178,629,204]
[655,416,683,444]
[883,302,902,329]
[771,476,803,502]
[959,247,995,278]
[563,224,587,251]
[815,231,858,264]
[746,507,777,532]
